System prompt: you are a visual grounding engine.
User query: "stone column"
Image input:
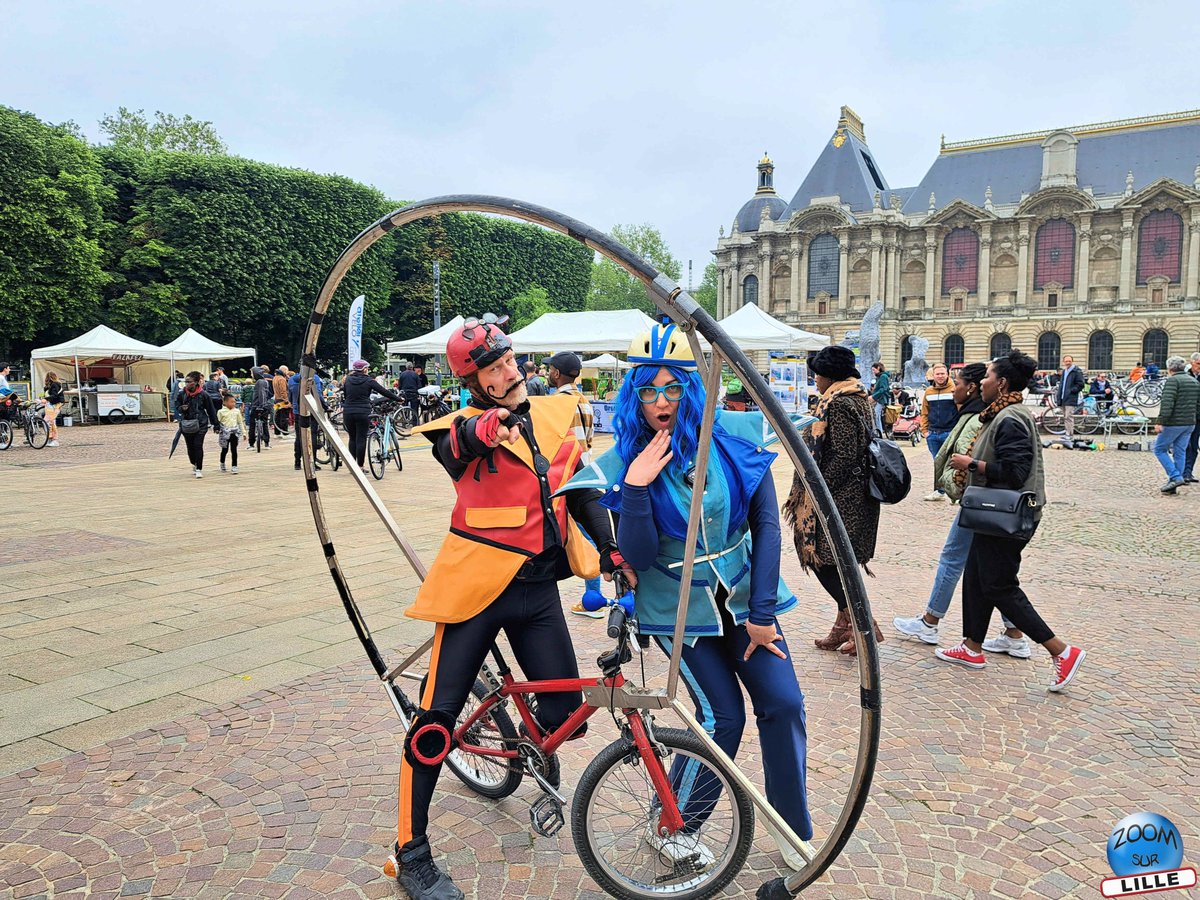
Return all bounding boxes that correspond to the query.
[837,235,850,310]
[761,245,772,307]
[893,235,903,306]
[1187,209,1200,299]
[978,224,992,309]
[924,227,937,310]
[789,241,802,316]
[730,261,740,314]
[1119,210,1135,301]
[1016,221,1031,307]
[1076,215,1091,305]
[882,240,894,305]
[717,265,727,318]
[869,227,882,303]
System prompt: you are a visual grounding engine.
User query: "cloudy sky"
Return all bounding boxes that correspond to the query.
[4,0,1198,286]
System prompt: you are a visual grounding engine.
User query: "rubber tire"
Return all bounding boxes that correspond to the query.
[1073,411,1101,436]
[28,416,50,449]
[106,408,127,424]
[314,434,333,466]
[390,432,403,473]
[1116,411,1147,435]
[417,676,523,800]
[1039,409,1065,435]
[367,432,385,480]
[1133,383,1157,407]
[571,727,754,900]
[0,420,12,451]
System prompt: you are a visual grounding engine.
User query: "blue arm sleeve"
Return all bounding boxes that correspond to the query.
[747,475,782,626]
[617,484,660,571]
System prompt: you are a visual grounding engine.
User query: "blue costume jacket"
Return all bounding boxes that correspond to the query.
[560,411,799,638]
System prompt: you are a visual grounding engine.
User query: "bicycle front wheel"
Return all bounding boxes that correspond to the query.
[28,417,50,449]
[367,432,385,479]
[0,420,12,451]
[1039,408,1065,435]
[1116,409,1147,435]
[1073,410,1101,435]
[390,432,403,472]
[572,726,754,900]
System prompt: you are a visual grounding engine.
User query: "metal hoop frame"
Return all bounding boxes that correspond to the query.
[298,195,881,898]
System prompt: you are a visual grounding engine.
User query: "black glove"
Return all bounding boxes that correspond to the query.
[599,546,627,577]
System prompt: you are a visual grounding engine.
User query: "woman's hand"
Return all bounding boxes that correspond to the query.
[744,622,787,661]
[624,429,673,486]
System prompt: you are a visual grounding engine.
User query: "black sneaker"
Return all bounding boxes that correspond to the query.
[393,839,463,900]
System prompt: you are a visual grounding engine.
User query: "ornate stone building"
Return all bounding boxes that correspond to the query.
[714,106,1200,373]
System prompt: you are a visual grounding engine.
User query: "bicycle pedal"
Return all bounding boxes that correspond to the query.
[529,795,564,837]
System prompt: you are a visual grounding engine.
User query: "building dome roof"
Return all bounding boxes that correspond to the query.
[734,195,787,233]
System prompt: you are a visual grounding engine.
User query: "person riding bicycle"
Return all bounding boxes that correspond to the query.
[390,314,626,900]
[559,322,814,871]
[248,367,274,449]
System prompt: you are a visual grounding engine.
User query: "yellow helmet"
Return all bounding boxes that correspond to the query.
[627,322,696,370]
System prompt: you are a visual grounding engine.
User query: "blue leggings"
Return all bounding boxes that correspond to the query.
[655,613,811,840]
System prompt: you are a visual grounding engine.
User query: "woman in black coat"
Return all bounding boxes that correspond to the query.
[175,370,219,478]
[784,345,882,655]
[342,360,402,470]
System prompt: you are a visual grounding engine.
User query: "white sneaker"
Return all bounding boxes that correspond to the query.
[923,491,945,502]
[644,823,715,871]
[195,470,203,479]
[231,466,239,474]
[893,614,940,645]
[764,820,813,872]
[981,633,1032,659]
[47,440,60,447]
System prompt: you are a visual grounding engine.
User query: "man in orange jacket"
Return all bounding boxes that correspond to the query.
[388,315,628,900]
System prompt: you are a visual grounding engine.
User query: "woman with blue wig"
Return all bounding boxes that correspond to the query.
[560,322,813,870]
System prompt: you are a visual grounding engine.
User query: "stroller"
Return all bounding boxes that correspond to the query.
[889,398,922,445]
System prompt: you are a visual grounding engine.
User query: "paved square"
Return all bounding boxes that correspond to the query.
[1,423,1196,898]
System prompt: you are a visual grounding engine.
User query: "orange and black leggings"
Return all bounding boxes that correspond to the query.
[397,576,581,850]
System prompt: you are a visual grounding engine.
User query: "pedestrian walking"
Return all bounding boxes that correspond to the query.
[213,366,230,393]
[342,360,402,471]
[217,393,243,473]
[42,372,65,447]
[289,367,326,471]
[1055,355,1084,438]
[523,360,547,396]
[272,367,291,436]
[203,371,223,408]
[397,363,421,422]
[1180,352,1200,484]
[1152,356,1200,494]
[174,371,219,478]
[936,349,1087,692]
[783,345,883,656]
[921,363,958,500]
[868,361,889,436]
[249,367,274,449]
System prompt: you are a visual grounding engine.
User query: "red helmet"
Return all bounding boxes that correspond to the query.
[446,314,512,377]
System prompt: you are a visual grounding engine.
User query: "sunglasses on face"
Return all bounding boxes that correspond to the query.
[637,382,686,403]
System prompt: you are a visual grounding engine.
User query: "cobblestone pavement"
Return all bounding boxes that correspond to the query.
[0,423,1196,898]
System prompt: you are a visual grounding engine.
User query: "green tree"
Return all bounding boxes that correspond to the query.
[692,260,719,317]
[509,284,556,330]
[586,223,682,315]
[99,107,227,154]
[0,105,110,359]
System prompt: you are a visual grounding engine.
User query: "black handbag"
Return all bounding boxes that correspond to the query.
[179,418,201,435]
[958,486,1039,540]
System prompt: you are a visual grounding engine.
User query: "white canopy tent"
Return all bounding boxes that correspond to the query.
[507,309,657,354]
[385,316,466,356]
[162,328,256,375]
[31,325,176,423]
[716,303,830,352]
[581,353,632,370]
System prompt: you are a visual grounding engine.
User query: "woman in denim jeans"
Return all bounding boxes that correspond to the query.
[893,363,1028,656]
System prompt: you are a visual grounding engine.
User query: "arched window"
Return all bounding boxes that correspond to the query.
[943,334,965,366]
[1142,329,1169,367]
[1088,330,1113,372]
[1037,332,1061,371]
[942,228,979,294]
[1034,219,1075,289]
[742,274,759,306]
[1137,210,1183,284]
[990,332,1012,359]
[807,234,839,298]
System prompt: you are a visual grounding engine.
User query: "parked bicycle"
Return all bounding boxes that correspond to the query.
[366,401,405,480]
[1039,386,1148,436]
[417,385,452,424]
[386,574,754,899]
[249,408,272,452]
[0,399,50,450]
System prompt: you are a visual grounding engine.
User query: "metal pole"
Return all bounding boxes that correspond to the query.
[432,261,441,330]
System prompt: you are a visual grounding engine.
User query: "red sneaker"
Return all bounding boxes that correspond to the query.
[934,642,987,669]
[1048,645,1086,692]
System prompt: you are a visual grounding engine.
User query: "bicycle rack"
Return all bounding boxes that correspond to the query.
[298,196,882,898]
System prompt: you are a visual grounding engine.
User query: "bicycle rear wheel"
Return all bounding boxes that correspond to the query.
[367,432,385,479]
[0,420,12,450]
[390,432,403,473]
[1039,408,1065,435]
[417,676,523,799]
[572,726,754,900]
[1116,409,1147,435]
[28,417,50,449]
[1073,410,1100,435]
[1133,382,1159,406]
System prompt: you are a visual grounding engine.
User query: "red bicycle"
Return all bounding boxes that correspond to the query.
[386,576,755,899]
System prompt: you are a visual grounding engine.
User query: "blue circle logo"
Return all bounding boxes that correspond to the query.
[1107,813,1184,876]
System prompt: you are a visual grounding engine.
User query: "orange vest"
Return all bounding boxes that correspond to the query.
[406,392,600,623]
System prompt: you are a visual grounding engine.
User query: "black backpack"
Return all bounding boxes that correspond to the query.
[865,437,912,504]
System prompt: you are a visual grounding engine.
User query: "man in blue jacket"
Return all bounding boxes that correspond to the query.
[1056,355,1085,438]
[289,368,326,471]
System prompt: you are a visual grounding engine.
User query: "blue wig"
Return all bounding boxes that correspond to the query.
[612,365,707,476]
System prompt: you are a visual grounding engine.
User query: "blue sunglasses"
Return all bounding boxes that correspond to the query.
[637,382,686,403]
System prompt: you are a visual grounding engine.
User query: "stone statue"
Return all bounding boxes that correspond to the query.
[902,335,930,388]
[859,302,884,390]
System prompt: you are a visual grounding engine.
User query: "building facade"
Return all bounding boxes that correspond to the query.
[714,106,1200,373]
